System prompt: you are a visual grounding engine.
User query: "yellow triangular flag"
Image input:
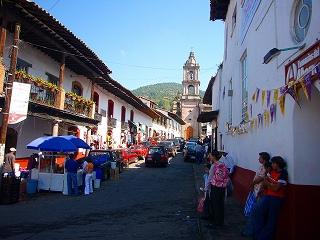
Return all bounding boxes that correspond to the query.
[252,91,256,101]
[273,89,279,103]
[279,95,286,115]
[300,79,310,101]
[262,90,266,106]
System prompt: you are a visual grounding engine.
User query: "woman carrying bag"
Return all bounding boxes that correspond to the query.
[205,150,229,226]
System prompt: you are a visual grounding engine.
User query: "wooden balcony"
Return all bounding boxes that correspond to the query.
[107,117,117,128]
[121,121,129,130]
[13,71,95,119]
[64,92,94,118]
[15,70,59,107]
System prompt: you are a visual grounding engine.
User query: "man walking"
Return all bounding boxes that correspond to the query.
[65,153,79,195]
[2,148,17,176]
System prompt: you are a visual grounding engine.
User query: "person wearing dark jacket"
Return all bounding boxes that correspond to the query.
[65,153,79,195]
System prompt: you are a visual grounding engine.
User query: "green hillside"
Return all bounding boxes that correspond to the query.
[132,82,204,111]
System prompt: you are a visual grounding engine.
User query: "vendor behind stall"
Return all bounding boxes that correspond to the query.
[65,153,79,195]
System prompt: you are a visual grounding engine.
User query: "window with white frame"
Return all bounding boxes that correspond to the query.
[228,79,233,124]
[241,53,248,122]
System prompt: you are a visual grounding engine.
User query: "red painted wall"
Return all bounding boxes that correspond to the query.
[231,166,320,240]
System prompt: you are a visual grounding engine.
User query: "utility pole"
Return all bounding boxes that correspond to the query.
[0,23,20,166]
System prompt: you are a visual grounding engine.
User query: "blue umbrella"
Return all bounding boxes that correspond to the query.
[60,135,90,149]
[26,136,77,152]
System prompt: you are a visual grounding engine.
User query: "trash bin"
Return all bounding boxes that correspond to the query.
[26,179,38,194]
[0,176,21,204]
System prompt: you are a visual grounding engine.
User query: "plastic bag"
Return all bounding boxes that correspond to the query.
[244,191,256,217]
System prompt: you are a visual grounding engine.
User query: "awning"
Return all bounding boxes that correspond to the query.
[197,110,219,123]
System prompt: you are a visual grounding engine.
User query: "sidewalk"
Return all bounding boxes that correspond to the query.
[193,164,248,240]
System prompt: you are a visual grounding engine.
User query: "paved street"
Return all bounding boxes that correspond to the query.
[0,153,199,240]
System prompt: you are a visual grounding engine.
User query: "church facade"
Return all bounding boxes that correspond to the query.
[173,52,201,140]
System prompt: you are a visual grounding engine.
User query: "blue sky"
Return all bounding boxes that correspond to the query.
[34,0,224,91]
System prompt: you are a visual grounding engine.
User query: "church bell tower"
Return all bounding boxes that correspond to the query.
[181,51,201,139]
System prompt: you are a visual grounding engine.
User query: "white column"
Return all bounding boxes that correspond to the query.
[52,121,59,136]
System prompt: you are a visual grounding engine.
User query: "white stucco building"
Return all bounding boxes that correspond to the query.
[0,0,157,161]
[138,97,185,139]
[208,0,320,239]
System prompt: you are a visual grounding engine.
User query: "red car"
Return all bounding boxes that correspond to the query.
[113,148,139,167]
[145,146,169,167]
[130,145,149,160]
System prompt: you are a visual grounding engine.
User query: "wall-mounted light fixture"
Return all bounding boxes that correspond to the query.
[263,43,306,64]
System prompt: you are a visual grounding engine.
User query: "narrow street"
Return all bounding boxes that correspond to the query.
[0,153,199,240]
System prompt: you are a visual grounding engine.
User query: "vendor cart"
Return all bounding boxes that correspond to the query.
[26,135,90,194]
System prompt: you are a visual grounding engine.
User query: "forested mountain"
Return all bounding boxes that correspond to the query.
[132,82,204,110]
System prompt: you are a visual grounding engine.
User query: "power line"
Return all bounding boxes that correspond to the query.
[23,41,217,71]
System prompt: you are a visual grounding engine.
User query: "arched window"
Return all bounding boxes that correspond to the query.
[72,81,83,96]
[130,110,134,121]
[188,85,195,95]
[93,92,99,113]
[107,100,114,118]
[68,126,80,137]
[121,106,126,122]
[189,71,194,80]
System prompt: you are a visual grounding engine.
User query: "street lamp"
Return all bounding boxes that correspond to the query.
[263,43,306,64]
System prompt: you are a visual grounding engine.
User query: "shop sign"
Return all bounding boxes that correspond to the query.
[240,0,262,43]
[285,41,320,84]
[9,82,31,124]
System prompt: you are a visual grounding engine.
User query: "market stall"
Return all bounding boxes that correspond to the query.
[26,135,90,194]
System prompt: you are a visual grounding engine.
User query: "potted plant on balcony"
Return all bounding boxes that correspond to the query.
[46,82,60,92]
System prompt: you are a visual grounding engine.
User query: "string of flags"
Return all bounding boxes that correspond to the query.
[226,63,320,136]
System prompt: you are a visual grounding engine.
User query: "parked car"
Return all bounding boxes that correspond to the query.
[188,137,199,143]
[158,141,177,157]
[113,148,139,167]
[140,141,151,148]
[130,144,149,160]
[168,138,181,152]
[183,141,197,162]
[175,137,186,151]
[84,149,124,173]
[145,146,169,167]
